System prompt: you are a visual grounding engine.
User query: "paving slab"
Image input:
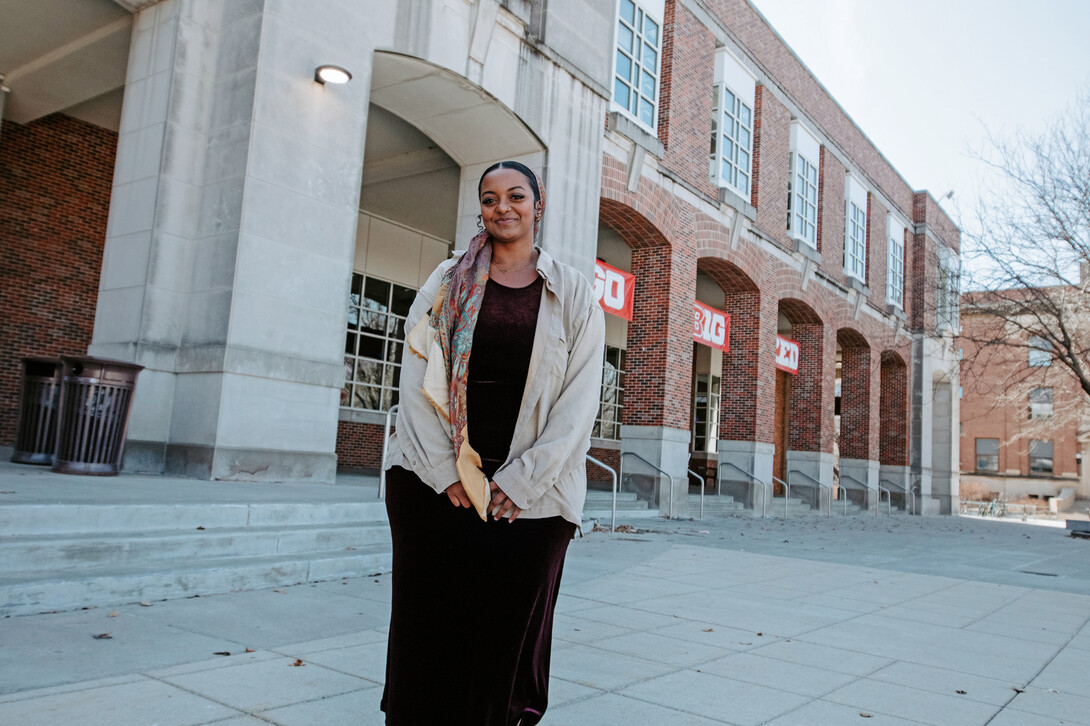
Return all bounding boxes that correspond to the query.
[3,495,1090,724]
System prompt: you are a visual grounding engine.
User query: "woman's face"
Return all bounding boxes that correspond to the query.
[479,168,539,246]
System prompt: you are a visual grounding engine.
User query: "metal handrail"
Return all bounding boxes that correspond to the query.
[881,478,914,515]
[718,461,771,518]
[378,404,399,500]
[621,452,676,519]
[688,469,704,519]
[789,469,831,516]
[771,475,790,518]
[839,473,870,516]
[835,481,850,515]
[587,454,618,532]
[877,485,892,516]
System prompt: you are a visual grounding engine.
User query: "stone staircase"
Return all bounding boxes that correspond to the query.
[769,496,822,516]
[687,493,747,516]
[0,499,392,617]
[582,487,657,521]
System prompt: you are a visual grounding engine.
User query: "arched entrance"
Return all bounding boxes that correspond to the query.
[336,52,547,470]
[836,328,876,511]
[778,298,830,512]
[880,351,910,511]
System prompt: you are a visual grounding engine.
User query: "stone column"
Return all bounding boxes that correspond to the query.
[90,0,373,482]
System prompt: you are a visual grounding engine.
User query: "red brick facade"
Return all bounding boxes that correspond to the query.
[0,115,116,446]
[594,0,958,477]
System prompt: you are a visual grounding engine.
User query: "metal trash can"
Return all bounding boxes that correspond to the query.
[53,356,143,476]
[11,357,64,465]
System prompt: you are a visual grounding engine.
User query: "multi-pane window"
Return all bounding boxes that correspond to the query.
[613,0,660,129]
[593,346,626,440]
[887,217,905,307]
[710,85,753,196]
[343,274,415,412]
[1029,387,1053,419]
[788,154,818,246]
[936,246,960,331]
[1029,336,1052,367]
[1029,439,1054,474]
[975,438,999,472]
[691,374,721,453]
[845,197,867,281]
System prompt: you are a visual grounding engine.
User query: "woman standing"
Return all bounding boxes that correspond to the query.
[381,161,605,725]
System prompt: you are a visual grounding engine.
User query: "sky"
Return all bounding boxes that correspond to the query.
[748,0,1090,236]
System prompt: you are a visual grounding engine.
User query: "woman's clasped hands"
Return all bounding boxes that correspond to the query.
[445,481,523,521]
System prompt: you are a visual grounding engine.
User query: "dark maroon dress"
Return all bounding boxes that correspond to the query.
[382,276,576,726]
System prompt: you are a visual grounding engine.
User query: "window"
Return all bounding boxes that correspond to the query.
[1029,336,1052,367]
[936,245,960,331]
[343,274,415,412]
[787,122,819,248]
[710,49,756,198]
[887,215,905,307]
[593,346,626,440]
[1029,440,1054,475]
[691,374,721,453]
[1029,387,1053,419]
[613,0,660,130]
[844,176,867,282]
[975,438,999,472]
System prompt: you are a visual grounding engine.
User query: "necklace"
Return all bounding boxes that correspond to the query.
[491,253,537,274]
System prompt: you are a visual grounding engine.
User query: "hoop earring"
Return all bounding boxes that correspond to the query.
[476,214,484,233]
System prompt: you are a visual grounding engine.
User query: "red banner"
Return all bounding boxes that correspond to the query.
[775,334,800,374]
[693,301,730,352]
[594,260,634,321]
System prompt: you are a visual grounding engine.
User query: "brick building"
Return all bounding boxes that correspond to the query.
[959,279,1090,504]
[1,0,960,515]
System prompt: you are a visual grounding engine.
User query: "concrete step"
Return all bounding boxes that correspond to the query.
[0,501,389,536]
[585,489,642,503]
[0,546,392,617]
[0,521,391,573]
[688,495,747,515]
[0,498,392,617]
[770,497,819,515]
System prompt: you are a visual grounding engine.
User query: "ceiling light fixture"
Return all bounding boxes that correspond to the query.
[314,65,352,85]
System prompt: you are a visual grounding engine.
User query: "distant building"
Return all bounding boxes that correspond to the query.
[960,273,1090,504]
[1,0,960,515]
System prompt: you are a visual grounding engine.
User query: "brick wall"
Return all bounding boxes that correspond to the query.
[788,320,825,451]
[658,0,717,199]
[867,193,889,301]
[0,115,116,446]
[751,84,791,245]
[879,352,909,466]
[587,445,620,483]
[839,338,871,460]
[335,419,385,471]
[817,149,846,284]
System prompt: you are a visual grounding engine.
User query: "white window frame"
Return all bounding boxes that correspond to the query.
[844,175,868,282]
[611,0,663,133]
[1029,336,1052,367]
[787,121,819,248]
[691,373,721,454]
[593,345,626,441]
[1029,387,1054,419]
[886,214,906,308]
[710,48,756,198]
[936,245,960,332]
[342,273,416,413]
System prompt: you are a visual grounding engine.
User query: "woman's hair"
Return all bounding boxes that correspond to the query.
[477,161,541,204]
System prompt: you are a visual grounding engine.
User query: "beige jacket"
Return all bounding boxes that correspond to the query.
[385,247,605,525]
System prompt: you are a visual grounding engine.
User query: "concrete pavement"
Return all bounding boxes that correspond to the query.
[2,494,1090,724]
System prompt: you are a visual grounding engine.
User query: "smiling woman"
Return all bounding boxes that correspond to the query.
[380,160,605,725]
